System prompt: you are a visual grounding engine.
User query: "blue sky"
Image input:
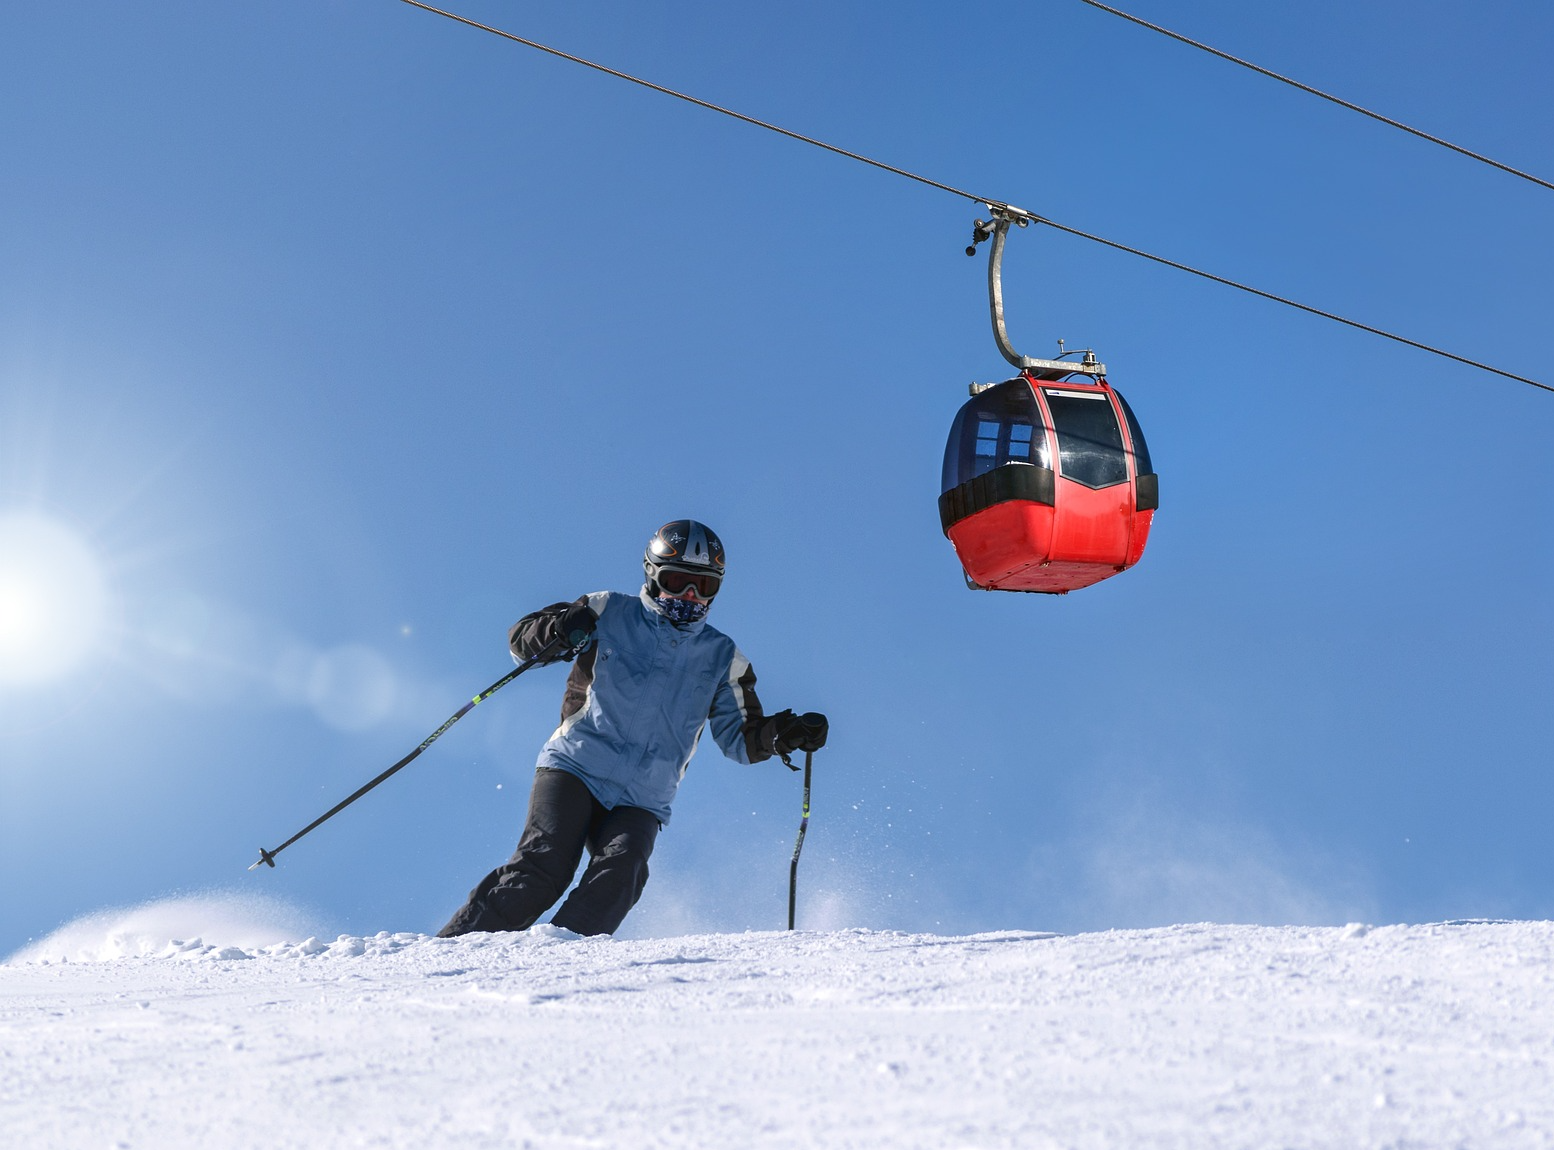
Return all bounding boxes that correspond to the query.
[2,0,1551,954]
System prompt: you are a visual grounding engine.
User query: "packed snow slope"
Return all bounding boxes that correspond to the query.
[4,915,1553,1149]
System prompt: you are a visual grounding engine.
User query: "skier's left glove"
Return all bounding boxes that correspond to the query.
[765,709,829,760]
[793,711,828,752]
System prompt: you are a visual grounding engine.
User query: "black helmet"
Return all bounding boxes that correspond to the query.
[644,519,725,600]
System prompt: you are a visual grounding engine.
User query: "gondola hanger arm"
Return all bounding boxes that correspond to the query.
[968,206,1106,380]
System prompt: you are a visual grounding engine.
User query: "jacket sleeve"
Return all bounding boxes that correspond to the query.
[508,596,596,664]
[707,647,775,764]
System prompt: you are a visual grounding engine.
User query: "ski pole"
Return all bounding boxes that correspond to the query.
[787,749,813,930]
[248,636,566,871]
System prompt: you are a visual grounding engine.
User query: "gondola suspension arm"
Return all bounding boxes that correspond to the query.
[968,207,1106,381]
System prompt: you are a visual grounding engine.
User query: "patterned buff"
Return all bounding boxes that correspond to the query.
[654,594,710,624]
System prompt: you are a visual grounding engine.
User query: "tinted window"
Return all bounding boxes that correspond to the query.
[942,381,1051,492]
[975,420,1001,461]
[1116,390,1154,477]
[1008,422,1035,461]
[1042,389,1127,488]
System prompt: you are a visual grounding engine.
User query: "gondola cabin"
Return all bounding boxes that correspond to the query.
[939,372,1157,593]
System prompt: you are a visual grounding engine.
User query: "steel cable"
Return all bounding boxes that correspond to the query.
[1077,0,1554,195]
[397,0,1547,394]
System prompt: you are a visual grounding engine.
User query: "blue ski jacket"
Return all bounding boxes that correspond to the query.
[509,589,772,825]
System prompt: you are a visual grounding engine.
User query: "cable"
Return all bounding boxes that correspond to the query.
[1039,219,1551,392]
[396,0,985,205]
[396,0,1547,394]
[1077,0,1554,195]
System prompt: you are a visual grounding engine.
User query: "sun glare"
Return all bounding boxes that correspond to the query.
[0,511,110,686]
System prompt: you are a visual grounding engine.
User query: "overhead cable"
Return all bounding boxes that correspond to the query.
[1077,0,1554,195]
[397,0,1547,394]
[396,0,984,204]
[1038,218,1550,392]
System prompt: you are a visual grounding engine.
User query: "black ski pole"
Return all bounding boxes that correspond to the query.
[248,636,566,871]
[787,749,813,930]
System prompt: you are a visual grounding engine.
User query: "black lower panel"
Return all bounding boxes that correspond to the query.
[939,464,1055,533]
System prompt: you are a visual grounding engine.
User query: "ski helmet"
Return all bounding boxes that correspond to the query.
[644,519,725,601]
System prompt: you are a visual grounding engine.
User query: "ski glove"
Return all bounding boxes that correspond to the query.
[510,600,597,664]
[764,709,829,757]
[556,603,597,657]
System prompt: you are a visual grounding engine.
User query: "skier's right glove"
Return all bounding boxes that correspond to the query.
[512,600,597,664]
[555,603,597,659]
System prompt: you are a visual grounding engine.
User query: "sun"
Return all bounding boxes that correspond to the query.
[0,511,110,686]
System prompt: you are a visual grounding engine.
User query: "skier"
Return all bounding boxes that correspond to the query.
[437,520,828,938]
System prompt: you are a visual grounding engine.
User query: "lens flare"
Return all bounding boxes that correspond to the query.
[0,511,110,685]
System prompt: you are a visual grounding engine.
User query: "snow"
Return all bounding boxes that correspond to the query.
[4,903,1553,1148]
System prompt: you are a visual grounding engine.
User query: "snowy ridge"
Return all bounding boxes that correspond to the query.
[3,893,326,964]
[4,917,1553,1148]
[9,922,595,965]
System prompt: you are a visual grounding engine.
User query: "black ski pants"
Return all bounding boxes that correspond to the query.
[437,767,660,938]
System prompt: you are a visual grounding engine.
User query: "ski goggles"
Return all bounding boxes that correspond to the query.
[655,566,722,599]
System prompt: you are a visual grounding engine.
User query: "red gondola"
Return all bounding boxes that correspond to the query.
[942,209,1158,594]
